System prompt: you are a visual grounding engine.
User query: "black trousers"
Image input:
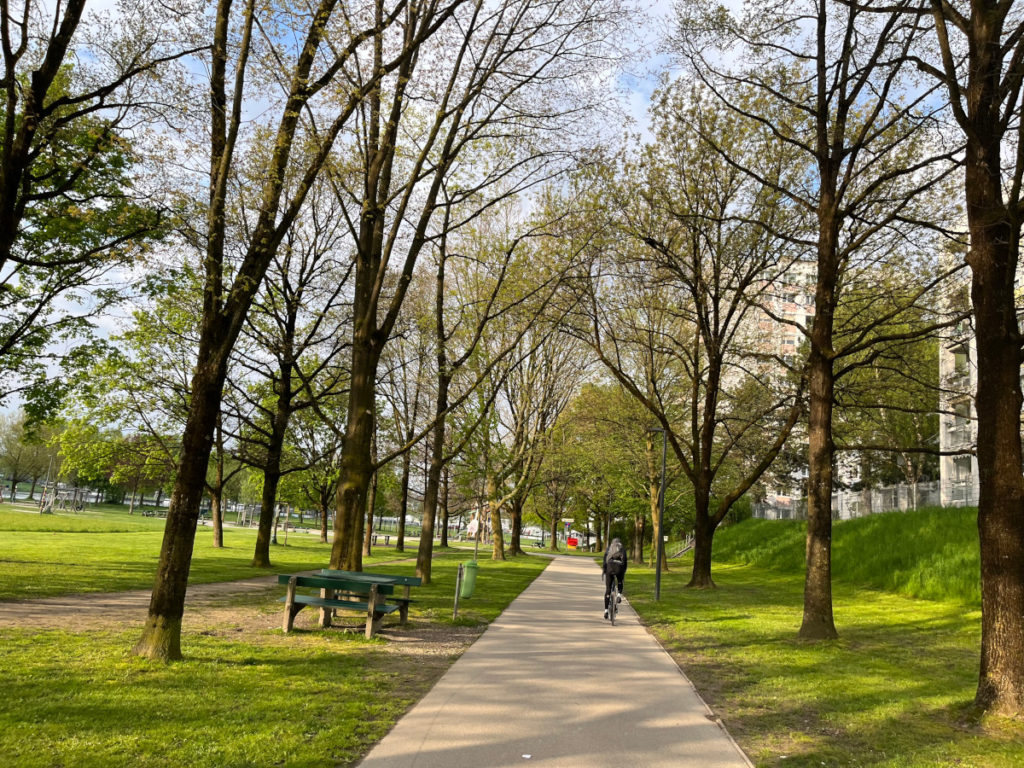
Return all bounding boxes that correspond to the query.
[604,567,625,609]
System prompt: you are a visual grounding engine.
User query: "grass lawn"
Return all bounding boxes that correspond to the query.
[0,507,418,599]
[627,559,1024,767]
[0,505,549,768]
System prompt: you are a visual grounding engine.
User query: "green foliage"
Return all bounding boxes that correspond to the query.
[711,508,981,605]
[1,66,167,412]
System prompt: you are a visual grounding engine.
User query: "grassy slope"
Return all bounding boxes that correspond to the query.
[711,507,981,604]
[626,508,1023,767]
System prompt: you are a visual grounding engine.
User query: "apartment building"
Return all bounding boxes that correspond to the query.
[937,318,979,507]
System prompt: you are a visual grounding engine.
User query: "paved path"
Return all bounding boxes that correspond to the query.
[359,555,752,768]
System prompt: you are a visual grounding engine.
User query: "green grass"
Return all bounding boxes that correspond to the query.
[0,546,548,768]
[624,510,1024,768]
[0,506,430,599]
[712,508,981,605]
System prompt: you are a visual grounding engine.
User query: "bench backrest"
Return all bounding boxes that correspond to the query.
[278,574,395,595]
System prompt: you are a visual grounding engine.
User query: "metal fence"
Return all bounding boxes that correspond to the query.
[753,480,943,521]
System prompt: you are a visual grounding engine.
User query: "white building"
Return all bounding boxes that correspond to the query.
[937,316,979,506]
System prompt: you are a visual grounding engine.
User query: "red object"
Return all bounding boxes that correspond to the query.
[567,537,578,548]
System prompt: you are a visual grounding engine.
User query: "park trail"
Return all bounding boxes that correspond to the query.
[358,554,753,768]
[0,554,419,630]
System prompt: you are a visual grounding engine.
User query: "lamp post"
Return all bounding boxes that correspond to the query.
[647,426,667,601]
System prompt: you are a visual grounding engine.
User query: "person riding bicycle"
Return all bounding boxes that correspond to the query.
[602,537,627,619]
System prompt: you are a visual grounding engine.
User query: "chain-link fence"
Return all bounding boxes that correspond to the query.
[753,480,944,521]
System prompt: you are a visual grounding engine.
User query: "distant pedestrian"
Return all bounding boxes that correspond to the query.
[602,537,627,619]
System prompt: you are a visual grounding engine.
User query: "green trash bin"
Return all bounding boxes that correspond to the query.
[460,560,479,599]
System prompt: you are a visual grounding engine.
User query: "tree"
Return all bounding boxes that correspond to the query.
[675,0,961,633]
[412,199,582,581]
[0,412,56,499]
[135,0,438,661]
[329,0,630,572]
[902,0,1024,715]
[229,170,353,567]
[568,84,806,588]
[541,383,659,560]
[0,1,191,411]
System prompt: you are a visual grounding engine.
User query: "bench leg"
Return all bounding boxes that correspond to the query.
[283,576,298,633]
[319,587,334,628]
[399,585,411,624]
[365,584,379,639]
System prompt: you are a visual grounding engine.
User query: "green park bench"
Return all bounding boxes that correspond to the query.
[278,574,400,638]
[319,569,422,624]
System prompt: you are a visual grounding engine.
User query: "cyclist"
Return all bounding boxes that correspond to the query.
[602,537,627,619]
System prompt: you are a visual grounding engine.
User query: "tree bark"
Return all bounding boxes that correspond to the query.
[800,200,840,640]
[416,394,447,583]
[507,495,525,556]
[487,473,505,560]
[363,468,377,558]
[965,125,1024,714]
[632,513,644,565]
[211,415,225,548]
[134,359,224,660]
[330,340,377,571]
[253,364,294,568]
[396,447,411,553]
[440,465,450,548]
[688,512,716,589]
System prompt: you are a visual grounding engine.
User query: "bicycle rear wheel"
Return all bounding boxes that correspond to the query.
[609,581,618,625]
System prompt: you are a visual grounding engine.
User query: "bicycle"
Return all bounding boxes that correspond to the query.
[608,578,619,625]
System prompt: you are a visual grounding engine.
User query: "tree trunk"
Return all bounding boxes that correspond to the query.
[487,474,505,560]
[319,486,330,544]
[212,417,225,548]
[128,475,139,515]
[440,465,450,548]
[800,254,839,639]
[507,495,525,556]
[965,137,1024,713]
[687,498,715,588]
[363,468,377,558]
[331,340,377,572]
[134,362,225,660]
[416,407,447,583]
[253,375,293,567]
[210,484,222,541]
[692,514,716,593]
[396,447,411,553]
[548,514,559,551]
[647,436,667,572]
[632,512,644,564]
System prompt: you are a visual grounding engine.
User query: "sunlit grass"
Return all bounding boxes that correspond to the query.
[0,552,548,768]
[627,522,1023,767]
[0,506,421,599]
[712,508,981,605]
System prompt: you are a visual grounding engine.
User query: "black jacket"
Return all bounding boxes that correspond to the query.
[603,539,627,575]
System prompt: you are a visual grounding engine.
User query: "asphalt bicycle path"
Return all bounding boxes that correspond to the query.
[358,554,753,768]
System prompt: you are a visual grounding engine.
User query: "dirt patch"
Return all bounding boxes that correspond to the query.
[0,576,484,658]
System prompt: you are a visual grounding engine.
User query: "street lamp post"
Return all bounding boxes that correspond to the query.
[648,426,667,601]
